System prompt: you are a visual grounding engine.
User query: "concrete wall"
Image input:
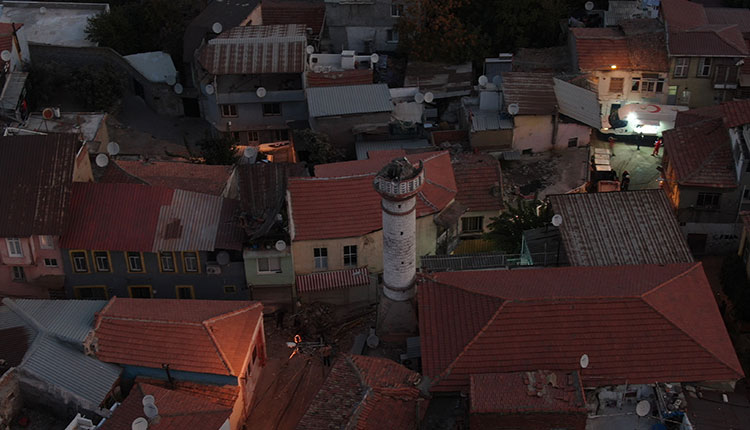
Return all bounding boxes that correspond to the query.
[593,69,669,105]
[512,115,553,153]
[62,250,247,300]
[554,122,591,150]
[298,279,377,305]
[674,186,742,224]
[469,129,513,153]
[681,222,742,255]
[312,112,392,159]
[459,210,500,236]
[0,369,22,429]
[324,0,399,52]
[243,247,294,303]
[28,44,184,116]
[668,56,739,108]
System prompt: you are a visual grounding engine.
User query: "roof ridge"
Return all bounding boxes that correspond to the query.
[202,321,235,375]
[641,262,701,297]
[417,191,438,212]
[683,127,732,184]
[1,298,44,336]
[203,302,263,325]
[100,316,204,326]
[294,172,377,181]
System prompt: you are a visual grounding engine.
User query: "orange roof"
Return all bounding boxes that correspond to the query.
[452,153,503,212]
[572,27,667,71]
[470,371,586,414]
[135,377,239,408]
[94,298,263,376]
[109,160,233,196]
[661,0,709,30]
[663,118,737,188]
[419,263,743,392]
[290,151,456,241]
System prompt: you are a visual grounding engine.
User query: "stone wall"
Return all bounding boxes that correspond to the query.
[0,369,22,429]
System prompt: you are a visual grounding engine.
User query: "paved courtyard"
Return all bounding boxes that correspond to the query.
[590,135,664,190]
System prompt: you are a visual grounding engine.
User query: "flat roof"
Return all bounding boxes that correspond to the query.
[0,1,110,47]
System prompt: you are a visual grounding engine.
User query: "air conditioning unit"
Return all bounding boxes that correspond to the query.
[206,265,222,275]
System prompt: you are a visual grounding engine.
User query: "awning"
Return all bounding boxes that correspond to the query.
[296,267,370,293]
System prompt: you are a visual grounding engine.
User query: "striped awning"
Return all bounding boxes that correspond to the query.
[296,267,370,293]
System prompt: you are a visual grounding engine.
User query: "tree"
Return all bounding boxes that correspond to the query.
[198,135,240,165]
[396,0,478,63]
[292,129,344,165]
[69,65,125,111]
[484,199,552,254]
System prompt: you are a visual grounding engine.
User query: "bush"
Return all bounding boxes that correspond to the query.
[69,65,125,111]
[721,255,750,320]
[198,135,240,165]
[26,62,124,111]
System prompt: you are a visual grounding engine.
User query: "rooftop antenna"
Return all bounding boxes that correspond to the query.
[551,214,563,227]
[508,103,520,116]
[95,153,109,167]
[585,1,594,11]
[579,353,589,369]
[107,142,120,156]
[256,87,267,98]
[424,92,434,103]
[131,417,148,430]
[173,83,183,95]
[478,75,489,87]
[212,22,223,34]
[414,92,424,103]
[0,50,10,62]
[305,45,315,55]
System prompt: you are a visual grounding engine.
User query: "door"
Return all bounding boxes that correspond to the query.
[667,86,678,105]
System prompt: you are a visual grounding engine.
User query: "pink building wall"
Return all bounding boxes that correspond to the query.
[0,235,65,297]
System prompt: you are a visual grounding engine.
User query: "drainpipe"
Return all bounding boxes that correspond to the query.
[552,106,560,149]
[162,363,174,388]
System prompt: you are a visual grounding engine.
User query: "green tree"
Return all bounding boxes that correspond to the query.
[396,0,478,63]
[484,199,552,254]
[69,65,125,111]
[198,135,240,165]
[293,129,343,165]
[26,61,72,110]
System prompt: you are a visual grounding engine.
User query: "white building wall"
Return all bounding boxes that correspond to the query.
[381,196,417,301]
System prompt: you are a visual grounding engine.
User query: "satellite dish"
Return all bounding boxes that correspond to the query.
[585,1,594,10]
[131,418,148,430]
[0,50,10,62]
[579,353,589,369]
[492,75,502,87]
[275,240,287,251]
[212,22,223,34]
[107,141,120,156]
[370,53,379,64]
[143,404,158,419]
[95,154,109,167]
[256,87,267,98]
[165,75,176,86]
[216,251,230,265]
[313,65,323,73]
[142,395,155,406]
[414,92,424,103]
[424,92,434,103]
[478,75,489,86]
[39,6,46,14]
[173,83,183,95]
[636,400,651,417]
[204,84,214,95]
[305,45,314,54]
[42,107,54,120]
[551,214,563,227]
[508,103,520,116]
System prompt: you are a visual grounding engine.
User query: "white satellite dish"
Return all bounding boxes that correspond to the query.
[370,53,379,64]
[492,75,502,87]
[165,75,176,86]
[636,400,651,417]
[131,417,148,430]
[551,214,563,227]
[478,75,489,86]
[216,251,230,265]
[204,84,214,95]
[143,404,158,419]
[95,153,109,167]
[585,1,594,10]
[39,6,46,14]
[275,240,287,251]
[212,22,223,34]
[256,87,267,98]
[580,353,589,369]
[107,141,120,156]
[414,92,424,103]
[305,45,314,54]
[424,92,434,103]
[142,395,155,406]
[173,83,183,95]
[0,50,10,62]
[508,103,520,116]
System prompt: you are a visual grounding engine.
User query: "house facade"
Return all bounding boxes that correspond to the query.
[323,0,401,53]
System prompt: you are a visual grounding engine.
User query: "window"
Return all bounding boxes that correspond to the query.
[257,257,282,273]
[231,131,241,142]
[696,192,721,209]
[44,258,58,267]
[343,245,357,267]
[248,131,260,144]
[75,286,108,300]
[71,250,89,273]
[262,103,281,116]
[313,248,328,270]
[631,77,640,92]
[159,251,176,273]
[387,29,399,43]
[272,129,289,141]
[221,104,237,117]
[609,77,624,93]
[641,76,665,94]
[674,57,689,78]
[224,285,237,294]
[183,251,200,272]
[698,57,712,77]
[567,137,578,148]
[391,2,404,16]
[462,216,484,233]
[39,235,54,249]
[128,285,153,298]
[126,252,144,273]
[93,251,111,272]
[6,238,22,257]
[11,266,25,281]
[176,285,195,299]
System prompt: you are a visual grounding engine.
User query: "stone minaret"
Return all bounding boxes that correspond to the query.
[373,158,424,338]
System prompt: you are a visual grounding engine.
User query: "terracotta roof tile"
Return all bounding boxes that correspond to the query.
[290,152,456,241]
[668,25,748,56]
[451,153,503,212]
[663,118,737,188]
[94,298,263,376]
[661,0,709,31]
[470,371,586,414]
[135,377,239,408]
[706,6,750,33]
[419,263,743,392]
[111,160,233,196]
[500,72,556,115]
[572,27,667,71]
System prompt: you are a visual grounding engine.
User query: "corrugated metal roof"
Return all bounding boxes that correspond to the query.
[548,190,694,266]
[152,189,223,252]
[553,78,601,129]
[306,84,393,117]
[21,334,121,407]
[403,62,473,98]
[501,72,556,115]
[296,267,370,293]
[5,299,107,343]
[0,134,78,237]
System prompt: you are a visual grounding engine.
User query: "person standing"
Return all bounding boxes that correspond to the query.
[652,138,663,156]
[608,136,616,157]
[621,170,631,191]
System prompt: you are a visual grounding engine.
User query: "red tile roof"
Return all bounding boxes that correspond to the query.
[0,134,79,237]
[451,153,503,212]
[470,371,586,414]
[0,23,19,64]
[290,151,456,241]
[661,0,709,31]
[305,69,373,87]
[418,263,743,392]
[100,383,232,430]
[296,267,370,293]
[261,0,326,36]
[669,25,748,56]
[572,27,667,71]
[674,99,750,128]
[297,355,424,430]
[94,298,263,376]
[135,377,239,408]
[663,118,737,188]
[314,150,433,178]
[706,7,750,33]
[109,160,233,196]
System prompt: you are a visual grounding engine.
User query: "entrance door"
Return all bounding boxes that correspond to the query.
[667,86,678,105]
[687,233,707,255]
